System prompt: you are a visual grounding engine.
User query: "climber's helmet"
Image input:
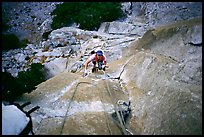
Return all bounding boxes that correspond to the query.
[96,50,103,56]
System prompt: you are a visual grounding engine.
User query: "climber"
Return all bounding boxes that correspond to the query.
[83,49,108,76]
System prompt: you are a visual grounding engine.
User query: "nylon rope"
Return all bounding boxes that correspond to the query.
[59,81,112,135]
[102,70,128,135]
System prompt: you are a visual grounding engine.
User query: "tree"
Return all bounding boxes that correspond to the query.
[51,2,125,31]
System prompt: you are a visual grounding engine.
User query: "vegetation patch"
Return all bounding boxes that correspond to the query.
[42,30,52,40]
[51,2,125,31]
[2,34,29,51]
[2,11,10,32]
[2,63,47,102]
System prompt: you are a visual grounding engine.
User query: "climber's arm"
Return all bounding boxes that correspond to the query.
[84,54,95,70]
[84,59,91,70]
[103,55,108,67]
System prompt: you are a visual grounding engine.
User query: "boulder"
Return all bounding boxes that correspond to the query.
[98,21,146,36]
[44,57,68,79]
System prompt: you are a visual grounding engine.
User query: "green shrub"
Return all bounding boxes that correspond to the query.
[2,11,11,32]
[2,22,10,32]
[2,63,46,102]
[2,34,26,51]
[17,63,46,92]
[20,38,30,47]
[2,71,18,101]
[42,30,52,40]
[51,2,125,30]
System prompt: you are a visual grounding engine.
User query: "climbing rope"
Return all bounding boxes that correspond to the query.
[59,81,112,135]
[60,57,135,135]
[102,69,133,135]
[59,82,92,135]
[96,83,113,135]
[102,70,130,135]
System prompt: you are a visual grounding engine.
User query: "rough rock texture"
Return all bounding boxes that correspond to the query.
[98,2,202,42]
[123,2,202,28]
[2,2,202,44]
[10,17,202,135]
[2,26,137,78]
[2,2,62,43]
[120,17,202,135]
[14,72,129,135]
[2,2,202,135]
[98,21,147,37]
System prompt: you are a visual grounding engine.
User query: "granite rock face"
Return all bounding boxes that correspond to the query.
[7,17,202,135]
[2,2,202,44]
[123,2,202,28]
[2,2,202,135]
[120,17,202,135]
[2,2,62,43]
